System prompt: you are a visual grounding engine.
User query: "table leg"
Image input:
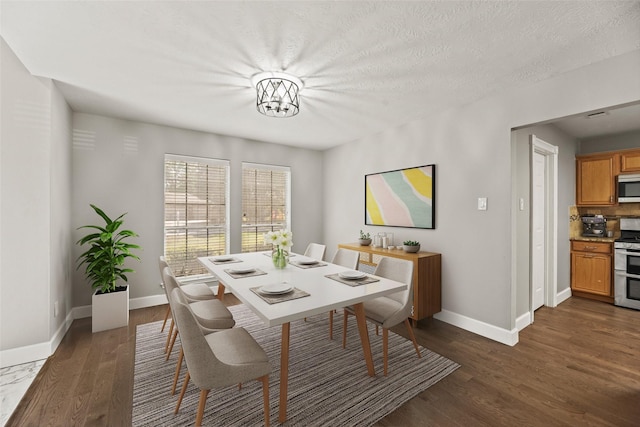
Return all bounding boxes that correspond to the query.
[216,283,226,300]
[353,302,375,376]
[278,322,291,423]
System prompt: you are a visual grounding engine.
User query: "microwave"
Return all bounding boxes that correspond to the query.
[618,173,640,203]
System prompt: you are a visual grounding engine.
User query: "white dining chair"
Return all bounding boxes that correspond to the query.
[171,287,271,427]
[304,243,326,261]
[342,256,421,375]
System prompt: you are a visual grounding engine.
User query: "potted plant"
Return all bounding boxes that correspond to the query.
[76,204,141,332]
[403,240,421,253]
[359,230,372,246]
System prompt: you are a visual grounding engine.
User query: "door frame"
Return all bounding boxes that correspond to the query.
[529,135,558,323]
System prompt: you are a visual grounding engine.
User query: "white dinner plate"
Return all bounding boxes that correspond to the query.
[296,257,319,265]
[229,266,255,274]
[260,282,293,294]
[338,270,366,280]
[212,256,234,262]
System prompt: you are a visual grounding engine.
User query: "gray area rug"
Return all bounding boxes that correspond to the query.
[133,304,459,426]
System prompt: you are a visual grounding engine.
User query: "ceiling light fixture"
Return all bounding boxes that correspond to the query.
[251,71,303,118]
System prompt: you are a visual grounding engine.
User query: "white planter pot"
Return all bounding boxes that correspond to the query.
[92,285,130,333]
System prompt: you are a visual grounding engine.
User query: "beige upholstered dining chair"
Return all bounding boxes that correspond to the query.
[303,243,326,261]
[342,256,421,375]
[162,267,235,394]
[171,288,272,427]
[158,256,219,340]
[327,248,360,339]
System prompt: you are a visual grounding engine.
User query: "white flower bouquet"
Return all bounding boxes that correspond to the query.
[264,230,293,268]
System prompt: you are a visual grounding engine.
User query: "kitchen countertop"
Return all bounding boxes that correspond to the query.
[571,236,617,243]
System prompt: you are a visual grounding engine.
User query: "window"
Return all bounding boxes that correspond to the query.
[241,162,291,252]
[164,155,230,277]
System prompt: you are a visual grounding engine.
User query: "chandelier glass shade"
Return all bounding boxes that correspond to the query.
[252,72,302,118]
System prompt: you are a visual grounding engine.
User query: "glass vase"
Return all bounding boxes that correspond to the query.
[272,248,289,269]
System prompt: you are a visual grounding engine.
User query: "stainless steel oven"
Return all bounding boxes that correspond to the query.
[614,218,640,310]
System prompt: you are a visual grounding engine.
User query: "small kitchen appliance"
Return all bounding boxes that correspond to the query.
[581,215,607,237]
[618,173,640,203]
[614,217,640,310]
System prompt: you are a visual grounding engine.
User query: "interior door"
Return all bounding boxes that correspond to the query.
[531,149,546,310]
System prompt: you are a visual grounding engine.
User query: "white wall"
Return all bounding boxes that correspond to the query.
[323,49,640,345]
[71,114,324,308]
[0,37,73,366]
[49,82,73,339]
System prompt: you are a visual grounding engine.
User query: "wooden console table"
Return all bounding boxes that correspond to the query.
[338,243,442,325]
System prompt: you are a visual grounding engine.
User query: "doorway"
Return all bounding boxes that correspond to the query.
[529,135,558,323]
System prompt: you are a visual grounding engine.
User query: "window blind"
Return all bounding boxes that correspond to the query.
[164,155,230,277]
[241,162,291,252]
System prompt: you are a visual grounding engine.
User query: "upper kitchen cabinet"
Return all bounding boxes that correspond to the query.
[576,152,619,206]
[620,148,640,173]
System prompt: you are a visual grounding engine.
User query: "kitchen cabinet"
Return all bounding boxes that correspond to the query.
[570,240,613,303]
[620,149,640,173]
[576,153,618,206]
[338,243,441,325]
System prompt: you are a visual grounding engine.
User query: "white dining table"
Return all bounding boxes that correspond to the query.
[198,251,407,423]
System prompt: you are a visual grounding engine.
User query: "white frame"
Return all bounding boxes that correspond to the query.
[529,135,559,325]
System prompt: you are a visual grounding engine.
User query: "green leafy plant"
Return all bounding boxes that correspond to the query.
[76,204,141,294]
[403,240,420,246]
[359,230,371,239]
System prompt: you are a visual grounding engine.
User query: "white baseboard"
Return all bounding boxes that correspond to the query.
[434,309,519,346]
[0,341,51,369]
[516,312,531,331]
[556,287,572,305]
[130,294,168,310]
[511,288,572,337]
[51,310,75,353]
[0,310,74,368]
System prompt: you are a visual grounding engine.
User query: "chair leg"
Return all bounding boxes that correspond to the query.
[166,328,178,361]
[329,310,334,340]
[259,374,270,427]
[161,305,171,332]
[164,319,174,353]
[195,389,210,427]
[175,371,190,414]
[342,309,349,349]
[383,328,389,376]
[404,319,421,358]
[376,325,379,336]
[171,347,184,395]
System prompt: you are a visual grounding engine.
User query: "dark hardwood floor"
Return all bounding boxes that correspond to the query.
[7,296,640,426]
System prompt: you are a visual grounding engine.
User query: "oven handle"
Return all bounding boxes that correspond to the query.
[616,249,640,256]
[614,271,640,279]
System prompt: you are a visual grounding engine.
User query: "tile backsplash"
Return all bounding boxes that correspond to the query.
[570,203,640,238]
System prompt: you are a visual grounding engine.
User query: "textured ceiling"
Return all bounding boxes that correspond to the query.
[1,1,639,150]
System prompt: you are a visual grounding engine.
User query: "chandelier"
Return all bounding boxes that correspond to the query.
[252,72,303,118]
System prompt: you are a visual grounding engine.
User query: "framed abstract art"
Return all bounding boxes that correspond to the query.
[365,164,435,229]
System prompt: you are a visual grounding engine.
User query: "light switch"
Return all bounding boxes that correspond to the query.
[478,197,487,211]
[519,198,525,211]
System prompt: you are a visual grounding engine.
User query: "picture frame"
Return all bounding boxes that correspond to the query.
[365,164,435,229]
